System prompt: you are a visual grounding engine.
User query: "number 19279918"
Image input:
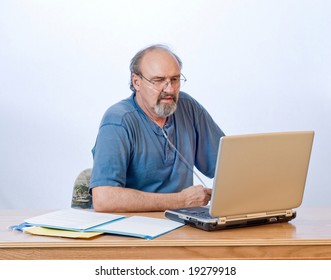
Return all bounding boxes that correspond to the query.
[188,266,237,276]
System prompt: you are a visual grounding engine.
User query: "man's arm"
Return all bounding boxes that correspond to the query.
[92,185,212,212]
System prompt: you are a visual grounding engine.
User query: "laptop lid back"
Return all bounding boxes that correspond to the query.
[210,131,314,217]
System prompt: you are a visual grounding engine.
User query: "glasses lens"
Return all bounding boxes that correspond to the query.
[154,79,181,90]
[141,73,186,90]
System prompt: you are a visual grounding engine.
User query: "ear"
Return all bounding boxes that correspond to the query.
[132,73,141,91]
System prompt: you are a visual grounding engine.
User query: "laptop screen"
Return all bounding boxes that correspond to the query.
[209,131,314,217]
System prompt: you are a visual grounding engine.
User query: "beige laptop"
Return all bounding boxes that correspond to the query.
[165,131,314,231]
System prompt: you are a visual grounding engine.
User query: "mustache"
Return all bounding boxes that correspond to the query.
[158,92,178,102]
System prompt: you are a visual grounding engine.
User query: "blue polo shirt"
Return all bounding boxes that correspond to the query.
[89,91,224,193]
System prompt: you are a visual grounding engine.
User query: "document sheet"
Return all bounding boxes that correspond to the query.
[21,208,183,239]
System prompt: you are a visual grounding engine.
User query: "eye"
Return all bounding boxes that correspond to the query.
[152,78,166,84]
[171,77,180,82]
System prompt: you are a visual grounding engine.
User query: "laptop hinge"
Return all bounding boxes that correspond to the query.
[218,217,227,224]
[217,209,294,224]
[285,209,294,217]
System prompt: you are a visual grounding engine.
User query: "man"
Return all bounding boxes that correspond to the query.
[90,44,225,212]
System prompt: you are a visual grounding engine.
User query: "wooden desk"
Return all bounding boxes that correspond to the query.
[1,208,331,260]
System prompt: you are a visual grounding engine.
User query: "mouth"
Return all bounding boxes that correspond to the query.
[159,93,176,103]
[161,96,175,103]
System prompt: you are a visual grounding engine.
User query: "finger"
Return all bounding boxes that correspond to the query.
[204,188,212,195]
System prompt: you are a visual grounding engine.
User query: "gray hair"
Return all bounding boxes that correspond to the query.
[129,44,183,92]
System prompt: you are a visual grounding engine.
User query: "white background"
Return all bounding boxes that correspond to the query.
[1,0,330,209]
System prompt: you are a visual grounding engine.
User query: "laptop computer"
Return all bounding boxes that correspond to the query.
[165,131,314,231]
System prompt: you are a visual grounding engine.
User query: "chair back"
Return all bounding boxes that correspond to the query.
[71,168,93,209]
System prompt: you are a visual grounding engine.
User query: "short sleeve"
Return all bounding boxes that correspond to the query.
[89,123,131,189]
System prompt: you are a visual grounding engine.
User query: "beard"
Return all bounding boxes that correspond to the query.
[154,92,178,118]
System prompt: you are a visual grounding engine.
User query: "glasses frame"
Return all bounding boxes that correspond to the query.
[138,72,187,91]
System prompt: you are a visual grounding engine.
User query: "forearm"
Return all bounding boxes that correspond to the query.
[92,186,183,213]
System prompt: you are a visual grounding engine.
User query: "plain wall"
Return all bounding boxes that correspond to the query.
[1,0,330,209]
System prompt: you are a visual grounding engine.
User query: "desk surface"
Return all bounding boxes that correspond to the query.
[1,208,331,260]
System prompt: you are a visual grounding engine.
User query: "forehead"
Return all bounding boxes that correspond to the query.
[140,49,181,76]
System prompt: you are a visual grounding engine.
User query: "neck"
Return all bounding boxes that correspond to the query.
[153,117,167,128]
[145,112,167,127]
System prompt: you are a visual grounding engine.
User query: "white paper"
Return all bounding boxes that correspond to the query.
[88,216,183,239]
[24,209,124,231]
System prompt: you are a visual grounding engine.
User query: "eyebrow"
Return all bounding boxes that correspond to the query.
[151,74,181,79]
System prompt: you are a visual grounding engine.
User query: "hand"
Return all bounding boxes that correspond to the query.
[179,185,212,207]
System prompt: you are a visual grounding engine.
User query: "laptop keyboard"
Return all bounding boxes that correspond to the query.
[180,207,215,219]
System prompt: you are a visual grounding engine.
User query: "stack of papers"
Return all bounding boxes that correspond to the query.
[10,209,183,240]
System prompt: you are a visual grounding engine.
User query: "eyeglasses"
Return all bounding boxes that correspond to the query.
[138,73,187,91]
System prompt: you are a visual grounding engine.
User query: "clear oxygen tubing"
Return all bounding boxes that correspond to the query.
[161,128,208,188]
